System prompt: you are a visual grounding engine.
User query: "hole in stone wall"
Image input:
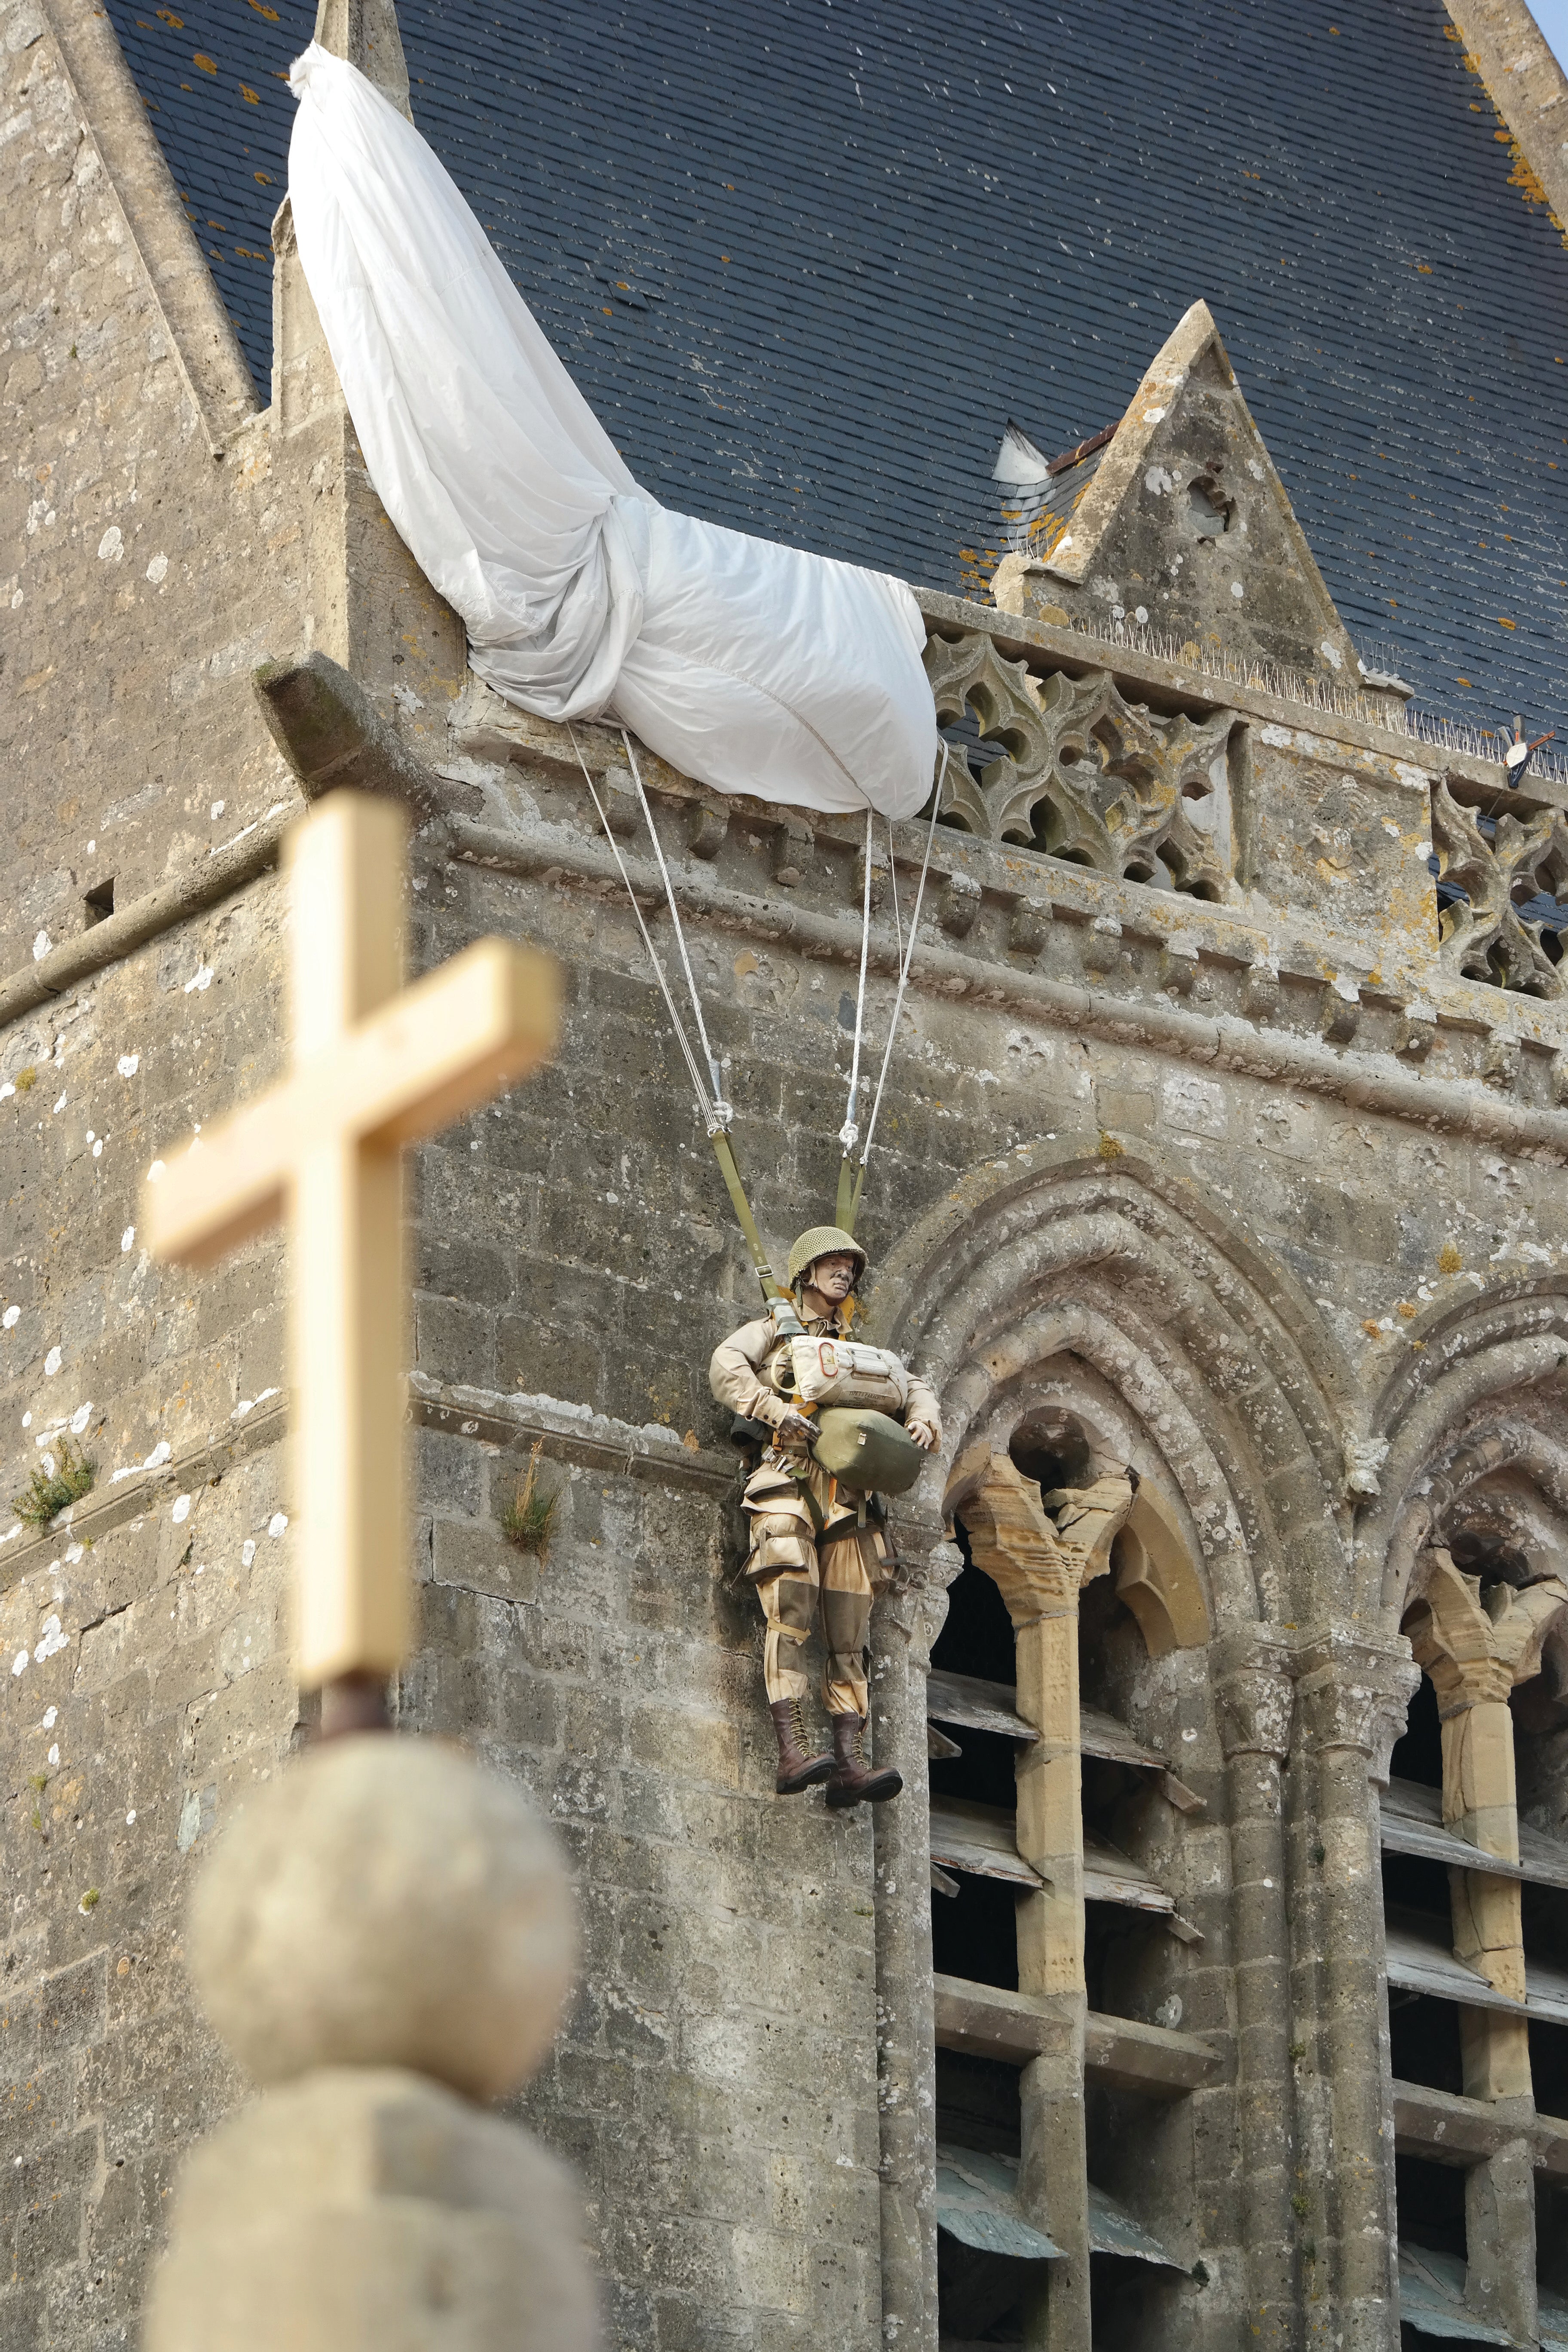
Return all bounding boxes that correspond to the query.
[936,2046,1021,2154]
[1092,2249,1180,2351]
[931,1525,1021,1994]
[930,1720,1020,1814]
[1391,1673,1445,1791]
[933,1528,1017,1687]
[1382,1851,1453,1918]
[1186,478,1231,537]
[1521,1880,1568,1979]
[1537,2179,1568,2300]
[1530,2021,1568,2119]
[1008,1412,1096,1498]
[931,1871,1020,1993]
[934,2055,1037,2349]
[1395,2151,1468,2260]
[83,879,114,926]
[1447,1530,1532,1584]
[1386,1991,1465,2097]
[1084,1902,1169,2022]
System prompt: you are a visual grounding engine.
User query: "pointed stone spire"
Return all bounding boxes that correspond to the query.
[312,0,413,120]
[992,299,1363,687]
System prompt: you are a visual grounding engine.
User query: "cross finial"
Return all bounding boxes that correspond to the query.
[144,791,557,1692]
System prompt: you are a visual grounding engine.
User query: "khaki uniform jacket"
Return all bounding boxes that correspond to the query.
[709,1308,941,1443]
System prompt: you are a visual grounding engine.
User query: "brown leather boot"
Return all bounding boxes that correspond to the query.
[769,1698,834,1795]
[825,1713,902,1808]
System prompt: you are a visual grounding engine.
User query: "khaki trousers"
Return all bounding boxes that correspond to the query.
[742,1452,889,1716]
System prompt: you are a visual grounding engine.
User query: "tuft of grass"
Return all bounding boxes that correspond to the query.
[11,1436,96,1529]
[79,1888,99,1914]
[499,1440,558,1562]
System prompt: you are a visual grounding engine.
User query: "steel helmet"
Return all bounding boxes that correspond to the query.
[787,1225,868,1288]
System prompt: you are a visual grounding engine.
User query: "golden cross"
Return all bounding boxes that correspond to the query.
[144,790,557,1691]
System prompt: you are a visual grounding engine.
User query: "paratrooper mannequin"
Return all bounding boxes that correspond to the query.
[710,1227,941,1805]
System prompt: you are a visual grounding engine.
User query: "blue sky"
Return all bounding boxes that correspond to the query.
[1535,1,1568,71]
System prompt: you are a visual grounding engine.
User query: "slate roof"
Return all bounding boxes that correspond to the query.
[103,0,1568,730]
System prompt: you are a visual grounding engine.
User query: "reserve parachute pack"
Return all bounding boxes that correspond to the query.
[811,1408,922,1495]
[768,1335,909,1416]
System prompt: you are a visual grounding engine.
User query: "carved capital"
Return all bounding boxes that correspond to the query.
[944,1446,1132,1626]
[1213,1633,1295,1761]
[882,1526,965,1665]
[1294,1626,1421,1769]
[1403,1550,1568,1713]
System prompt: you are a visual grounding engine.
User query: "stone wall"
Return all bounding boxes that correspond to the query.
[9,0,1568,2342]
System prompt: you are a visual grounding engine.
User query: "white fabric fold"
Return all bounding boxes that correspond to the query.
[286,44,939,818]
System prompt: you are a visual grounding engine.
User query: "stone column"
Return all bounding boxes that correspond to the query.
[144,1735,597,2350]
[1403,1553,1567,2101]
[872,1519,964,2352]
[945,1450,1133,2352]
[1214,1634,1298,2352]
[271,0,467,763]
[1295,1629,1421,2352]
[1401,1556,1567,2347]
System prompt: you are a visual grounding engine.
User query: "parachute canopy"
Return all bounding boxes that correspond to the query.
[286,44,940,820]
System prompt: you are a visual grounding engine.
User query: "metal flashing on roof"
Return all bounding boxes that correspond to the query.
[1087,2180,1186,2269]
[1397,2244,1532,2348]
[1047,425,1118,477]
[1539,2283,1568,2351]
[934,2145,1063,2263]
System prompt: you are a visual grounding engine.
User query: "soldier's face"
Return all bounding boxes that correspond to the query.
[808,1253,859,1301]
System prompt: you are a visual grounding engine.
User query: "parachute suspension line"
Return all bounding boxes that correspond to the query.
[833,809,876,1231]
[620,728,730,1122]
[568,724,717,1130]
[569,726,782,1303]
[851,743,949,1223]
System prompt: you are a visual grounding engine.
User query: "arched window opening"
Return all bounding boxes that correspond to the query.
[1389,1515,1568,2346]
[933,1413,1213,2347]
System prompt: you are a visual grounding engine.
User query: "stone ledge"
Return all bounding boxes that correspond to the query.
[0,808,291,1032]
[0,1391,291,1598]
[452,819,1568,1158]
[409,1373,737,1493]
[933,1973,1222,2096]
[915,587,1566,822]
[0,1378,734,1599]
[1393,2078,1545,2168]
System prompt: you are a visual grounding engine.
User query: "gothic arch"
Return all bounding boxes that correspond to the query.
[1354,1282,1568,1614]
[1367,1393,1568,1617]
[866,1136,1357,1627]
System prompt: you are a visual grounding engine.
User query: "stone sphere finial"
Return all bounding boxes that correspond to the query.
[187,1736,576,2102]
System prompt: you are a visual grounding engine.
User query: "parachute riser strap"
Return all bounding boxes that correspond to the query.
[834,1155,857,1232]
[709,1129,788,1306]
